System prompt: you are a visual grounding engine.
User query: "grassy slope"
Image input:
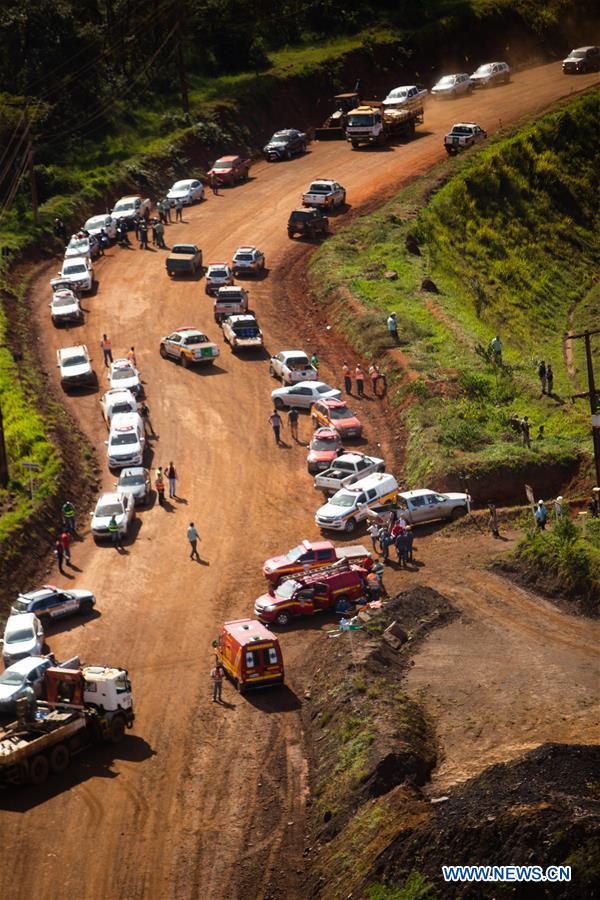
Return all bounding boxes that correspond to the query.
[310,90,600,488]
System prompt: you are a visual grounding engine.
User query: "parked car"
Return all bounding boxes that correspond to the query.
[0,656,55,715]
[431,73,472,99]
[205,263,234,296]
[91,490,135,540]
[109,358,141,396]
[110,195,151,225]
[100,388,137,426]
[263,129,308,161]
[57,344,96,389]
[287,208,329,239]
[53,256,93,293]
[50,287,83,326]
[115,467,151,506]
[11,586,95,621]
[160,327,220,367]
[106,412,145,469]
[166,178,205,205]
[315,452,385,494]
[272,381,341,410]
[444,122,487,155]
[255,561,368,626]
[562,46,600,73]
[269,350,317,384]
[311,398,362,439]
[207,155,250,186]
[232,245,265,276]
[382,84,428,108]
[64,233,101,260]
[166,244,203,276]
[302,179,346,208]
[1,613,45,666]
[262,539,372,585]
[83,214,117,241]
[221,314,263,352]
[213,286,249,323]
[307,427,343,474]
[470,61,511,87]
[316,473,399,533]
[395,488,469,524]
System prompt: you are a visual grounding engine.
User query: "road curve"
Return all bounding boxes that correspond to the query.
[0,62,598,900]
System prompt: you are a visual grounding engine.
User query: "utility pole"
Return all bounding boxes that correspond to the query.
[176,7,190,117]
[24,108,38,224]
[564,327,600,486]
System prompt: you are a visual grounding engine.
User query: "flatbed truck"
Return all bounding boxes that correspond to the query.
[345,101,424,148]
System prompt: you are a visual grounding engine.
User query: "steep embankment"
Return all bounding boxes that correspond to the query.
[310,90,600,501]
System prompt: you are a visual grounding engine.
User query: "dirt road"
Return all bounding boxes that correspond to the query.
[1,63,598,900]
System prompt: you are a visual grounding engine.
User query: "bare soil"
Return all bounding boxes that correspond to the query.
[0,63,599,900]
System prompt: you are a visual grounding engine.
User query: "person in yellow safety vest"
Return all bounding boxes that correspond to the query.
[108,515,122,548]
[62,500,76,535]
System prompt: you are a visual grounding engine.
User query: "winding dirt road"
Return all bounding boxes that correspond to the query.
[1,63,598,900]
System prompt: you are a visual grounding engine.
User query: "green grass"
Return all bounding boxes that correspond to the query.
[368,874,438,900]
[310,90,599,486]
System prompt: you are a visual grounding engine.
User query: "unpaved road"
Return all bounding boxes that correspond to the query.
[1,63,599,900]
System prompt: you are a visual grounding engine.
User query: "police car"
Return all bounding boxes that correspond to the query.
[100,388,137,427]
[11,586,96,621]
[109,358,141,395]
[205,263,234,296]
[106,412,145,469]
[160,327,220,367]
[50,286,83,325]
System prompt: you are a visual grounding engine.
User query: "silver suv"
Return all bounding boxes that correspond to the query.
[470,61,511,87]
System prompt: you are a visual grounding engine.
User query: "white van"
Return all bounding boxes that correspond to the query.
[106,412,145,469]
[1,613,45,666]
[315,472,398,533]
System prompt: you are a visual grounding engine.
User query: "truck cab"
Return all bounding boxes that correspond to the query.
[254,561,367,626]
[214,619,284,692]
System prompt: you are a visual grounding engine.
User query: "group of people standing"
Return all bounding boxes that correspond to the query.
[367,516,414,567]
[342,362,386,398]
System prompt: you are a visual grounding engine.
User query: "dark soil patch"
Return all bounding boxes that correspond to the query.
[491,557,600,619]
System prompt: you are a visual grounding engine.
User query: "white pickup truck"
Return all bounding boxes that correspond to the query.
[382,84,428,108]
[444,122,487,155]
[221,315,263,352]
[214,286,249,323]
[314,452,385,494]
[302,179,346,208]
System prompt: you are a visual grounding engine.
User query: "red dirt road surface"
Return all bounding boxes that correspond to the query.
[1,63,599,900]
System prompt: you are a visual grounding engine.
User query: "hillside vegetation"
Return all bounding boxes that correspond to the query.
[310,90,600,497]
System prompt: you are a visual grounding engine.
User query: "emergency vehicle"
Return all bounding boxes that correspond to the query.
[263,539,372,584]
[213,619,284,692]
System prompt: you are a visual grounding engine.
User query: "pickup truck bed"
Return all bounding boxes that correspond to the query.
[166,245,203,276]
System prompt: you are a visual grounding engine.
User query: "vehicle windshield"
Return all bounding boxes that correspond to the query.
[120,474,145,486]
[96,502,123,518]
[111,402,133,415]
[210,270,228,278]
[316,384,335,394]
[172,245,196,254]
[110,432,138,446]
[232,323,259,335]
[291,212,310,221]
[213,161,234,169]
[112,367,135,380]
[114,201,135,211]
[172,181,192,189]
[269,136,288,144]
[68,239,88,251]
[388,88,408,99]
[328,405,352,420]
[288,357,309,369]
[311,439,335,451]
[437,76,455,86]
[308,183,331,193]
[53,296,76,307]
[6,627,35,644]
[235,254,254,261]
[330,492,356,508]
[275,580,300,599]
[62,354,87,367]
[347,114,376,126]
[285,545,305,563]
[452,126,473,134]
[570,51,586,58]
[184,334,208,345]
[63,264,87,275]
[474,65,492,75]
[85,216,106,229]
[0,670,24,685]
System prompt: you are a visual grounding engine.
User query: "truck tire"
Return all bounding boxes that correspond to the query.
[181,354,190,368]
[109,715,126,744]
[450,505,467,521]
[49,743,70,774]
[81,600,94,615]
[345,518,356,533]
[269,364,276,377]
[29,754,49,785]
[276,611,291,626]
[160,345,168,358]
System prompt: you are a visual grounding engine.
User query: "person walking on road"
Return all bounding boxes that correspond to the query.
[387,312,399,343]
[60,530,72,565]
[108,515,122,548]
[155,471,166,506]
[342,362,352,395]
[210,173,220,195]
[140,401,154,437]
[100,335,113,367]
[546,363,554,396]
[369,362,380,396]
[175,198,184,222]
[187,522,200,561]
[165,462,177,498]
[54,538,65,575]
[62,500,76,535]
[211,663,225,702]
[288,407,299,442]
[268,410,282,445]
[355,365,365,398]
[538,359,547,394]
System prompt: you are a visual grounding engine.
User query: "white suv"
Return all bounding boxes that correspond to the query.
[205,263,234,296]
[106,412,145,469]
[100,388,137,426]
[232,246,265,276]
[57,345,96,389]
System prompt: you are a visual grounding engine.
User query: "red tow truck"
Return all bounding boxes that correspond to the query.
[254,559,368,626]
[262,539,372,585]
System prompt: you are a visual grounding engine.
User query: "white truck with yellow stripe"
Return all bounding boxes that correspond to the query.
[315,472,398,533]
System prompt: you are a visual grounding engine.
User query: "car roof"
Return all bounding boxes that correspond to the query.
[110,412,141,429]
[104,388,136,400]
[227,314,256,323]
[174,328,205,337]
[18,587,57,602]
[215,155,238,162]
[280,349,307,357]
[3,656,49,675]
[400,489,436,498]
[312,427,338,438]
[222,618,278,646]
[217,285,244,293]
[312,178,335,184]
[569,46,596,51]
[316,397,346,408]
[97,491,124,503]
[452,122,478,128]
[292,207,317,214]
[119,466,147,477]
[59,344,87,356]
[5,612,37,630]
[207,262,230,268]
[116,195,140,202]
[62,256,89,266]
[285,380,326,389]
[112,358,135,368]
[235,245,258,252]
